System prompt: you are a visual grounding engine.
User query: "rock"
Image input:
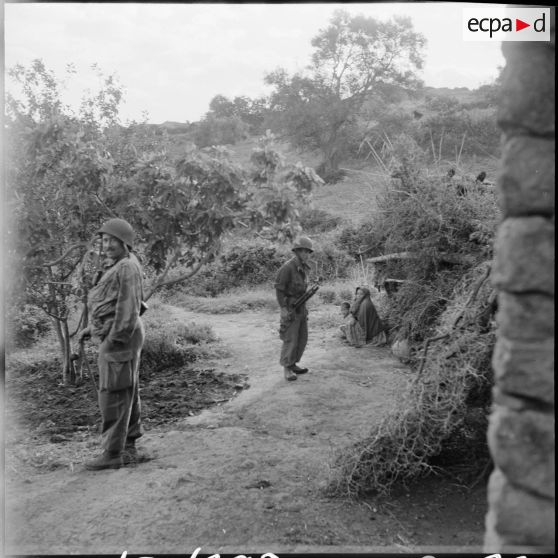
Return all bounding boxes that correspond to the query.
[391,339,411,361]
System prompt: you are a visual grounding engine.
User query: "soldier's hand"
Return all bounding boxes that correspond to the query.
[280,307,291,320]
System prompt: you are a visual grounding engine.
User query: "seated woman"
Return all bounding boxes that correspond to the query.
[339,301,365,348]
[349,286,388,346]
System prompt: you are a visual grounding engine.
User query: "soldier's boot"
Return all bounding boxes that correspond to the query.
[122,439,138,465]
[84,451,123,471]
[284,367,298,381]
[291,364,308,374]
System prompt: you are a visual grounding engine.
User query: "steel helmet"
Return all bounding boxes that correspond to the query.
[292,236,314,253]
[98,218,135,249]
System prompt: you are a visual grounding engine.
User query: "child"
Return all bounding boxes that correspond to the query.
[339,302,365,348]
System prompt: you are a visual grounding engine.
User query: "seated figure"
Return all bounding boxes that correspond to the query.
[350,286,388,346]
[339,301,366,348]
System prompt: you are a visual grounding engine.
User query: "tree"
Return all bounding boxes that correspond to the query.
[206,94,268,135]
[108,131,323,298]
[5,61,323,384]
[5,60,124,384]
[265,10,426,178]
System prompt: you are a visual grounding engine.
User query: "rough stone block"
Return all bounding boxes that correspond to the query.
[496,292,554,341]
[499,43,555,134]
[485,468,555,546]
[497,136,555,217]
[487,405,555,498]
[492,217,555,295]
[492,336,554,404]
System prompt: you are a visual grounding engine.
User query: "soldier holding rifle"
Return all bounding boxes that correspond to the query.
[275,236,318,382]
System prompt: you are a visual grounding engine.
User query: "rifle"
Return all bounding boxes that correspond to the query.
[279,281,321,336]
[292,282,320,311]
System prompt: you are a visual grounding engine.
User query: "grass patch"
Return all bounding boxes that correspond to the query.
[141,301,228,370]
[167,286,279,314]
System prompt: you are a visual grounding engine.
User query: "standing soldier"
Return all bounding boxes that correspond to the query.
[275,236,314,381]
[78,218,145,470]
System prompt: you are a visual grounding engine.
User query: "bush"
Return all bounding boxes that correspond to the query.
[354,141,499,342]
[412,97,500,160]
[335,221,381,260]
[311,241,355,281]
[328,264,496,497]
[6,304,52,348]
[141,304,221,371]
[299,208,343,234]
[168,238,353,298]
[163,242,285,297]
[192,115,249,148]
[219,245,285,286]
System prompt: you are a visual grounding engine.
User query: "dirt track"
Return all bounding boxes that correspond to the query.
[4,308,486,555]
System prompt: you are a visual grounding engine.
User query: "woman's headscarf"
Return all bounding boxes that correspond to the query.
[355,286,371,298]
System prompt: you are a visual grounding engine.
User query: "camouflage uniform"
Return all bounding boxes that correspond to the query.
[88,253,144,455]
[275,256,309,368]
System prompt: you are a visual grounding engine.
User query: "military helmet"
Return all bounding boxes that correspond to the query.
[292,236,314,253]
[98,218,135,249]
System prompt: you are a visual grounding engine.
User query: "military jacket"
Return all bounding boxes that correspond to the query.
[274,256,310,310]
[88,253,144,346]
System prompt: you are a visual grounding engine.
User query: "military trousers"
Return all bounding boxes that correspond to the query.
[279,309,308,368]
[97,320,145,454]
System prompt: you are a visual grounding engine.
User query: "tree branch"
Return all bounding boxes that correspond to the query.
[94,193,118,217]
[145,257,207,300]
[366,252,417,263]
[366,252,476,266]
[44,243,89,267]
[416,264,492,377]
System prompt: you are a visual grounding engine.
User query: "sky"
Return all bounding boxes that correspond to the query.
[4,2,506,125]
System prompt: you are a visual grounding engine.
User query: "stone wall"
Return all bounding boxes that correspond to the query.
[484,9,555,553]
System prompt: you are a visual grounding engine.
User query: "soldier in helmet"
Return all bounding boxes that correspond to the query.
[77,218,145,470]
[275,236,314,381]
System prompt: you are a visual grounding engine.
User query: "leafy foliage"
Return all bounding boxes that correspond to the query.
[206,94,268,135]
[6,305,52,349]
[191,115,249,148]
[5,60,323,383]
[265,10,426,177]
[5,61,124,382]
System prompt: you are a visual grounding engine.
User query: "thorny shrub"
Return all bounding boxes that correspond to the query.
[329,263,496,498]
[329,136,500,496]
[358,138,499,342]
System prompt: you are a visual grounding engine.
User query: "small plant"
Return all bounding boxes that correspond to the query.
[141,304,222,371]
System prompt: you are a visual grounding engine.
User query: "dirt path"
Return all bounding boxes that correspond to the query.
[4,308,484,555]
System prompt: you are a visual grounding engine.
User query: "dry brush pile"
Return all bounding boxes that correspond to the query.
[328,143,500,497]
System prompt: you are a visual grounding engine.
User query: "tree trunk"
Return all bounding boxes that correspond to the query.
[53,315,75,385]
[62,318,76,385]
